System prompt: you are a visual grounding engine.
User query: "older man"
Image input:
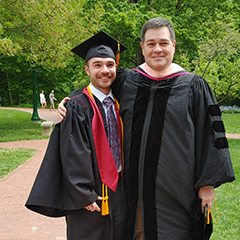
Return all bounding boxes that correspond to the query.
[58,18,235,240]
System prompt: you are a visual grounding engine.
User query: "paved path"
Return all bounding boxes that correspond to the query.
[0,108,66,240]
[226,133,240,139]
[0,107,239,240]
[1,107,61,124]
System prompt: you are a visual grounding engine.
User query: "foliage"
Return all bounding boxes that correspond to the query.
[0,0,88,67]
[0,0,96,104]
[221,106,240,114]
[0,0,239,105]
[97,1,161,67]
[193,13,240,104]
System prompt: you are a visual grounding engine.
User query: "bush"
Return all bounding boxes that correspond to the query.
[220,106,240,114]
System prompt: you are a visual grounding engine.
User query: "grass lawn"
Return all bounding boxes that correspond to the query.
[0,148,36,178]
[0,109,49,142]
[222,113,240,134]
[211,139,240,240]
[0,109,48,178]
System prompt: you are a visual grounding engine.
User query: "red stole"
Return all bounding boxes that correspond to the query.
[82,87,121,192]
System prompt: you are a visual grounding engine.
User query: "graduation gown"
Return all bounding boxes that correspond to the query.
[26,93,127,240]
[112,68,235,240]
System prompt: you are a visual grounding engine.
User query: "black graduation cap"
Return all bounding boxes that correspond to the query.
[71,31,127,65]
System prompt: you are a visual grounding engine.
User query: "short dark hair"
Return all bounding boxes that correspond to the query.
[141,17,176,43]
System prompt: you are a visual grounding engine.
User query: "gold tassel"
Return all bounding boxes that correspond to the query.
[101,183,109,216]
[206,198,219,224]
[206,207,211,224]
[116,41,120,67]
[212,198,219,224]
[115,97,124,173]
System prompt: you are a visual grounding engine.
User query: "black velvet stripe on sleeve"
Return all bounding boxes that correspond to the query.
[208,105,222,116]
[212,121,225,132]
[215,137,229,149]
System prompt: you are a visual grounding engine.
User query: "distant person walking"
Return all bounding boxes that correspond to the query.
[49,90,57,111]
[40,90,46,109]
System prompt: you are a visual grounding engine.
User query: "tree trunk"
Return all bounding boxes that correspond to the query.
[136,48,144,66]
[6,70,13,105]
[194,55,201,74]
[128,0,153,3]
[176,0,182,9]
[202,53,217,77]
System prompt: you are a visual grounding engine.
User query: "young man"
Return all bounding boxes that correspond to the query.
[58,18,235,240]
[26,31,127,240]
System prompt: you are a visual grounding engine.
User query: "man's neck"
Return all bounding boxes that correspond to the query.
[139,63,185,78]
[89,83,113,103]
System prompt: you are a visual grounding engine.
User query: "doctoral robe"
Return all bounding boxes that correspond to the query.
[26,92,127,240]
[112,68,235,240]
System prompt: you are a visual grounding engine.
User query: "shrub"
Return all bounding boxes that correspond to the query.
[220,106,240,114]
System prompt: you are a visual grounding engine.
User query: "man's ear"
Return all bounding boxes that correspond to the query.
[173,40,176,53]
[140,42,145,56]
[85,65,90,76]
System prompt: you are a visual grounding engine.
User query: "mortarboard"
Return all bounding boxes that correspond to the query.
[71,31,127,65]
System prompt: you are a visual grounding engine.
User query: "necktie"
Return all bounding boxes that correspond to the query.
[103,97,121,170]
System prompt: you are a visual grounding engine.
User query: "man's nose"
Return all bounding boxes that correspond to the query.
[101,65,110,73]
[154,43,162,52]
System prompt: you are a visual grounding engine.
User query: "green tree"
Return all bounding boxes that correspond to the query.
[0,0,99,104]
[0,0,239,106]
[194,14,240,104]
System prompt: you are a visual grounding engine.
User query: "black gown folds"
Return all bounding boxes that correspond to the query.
[112,68,235,240]
[26,92,127,240]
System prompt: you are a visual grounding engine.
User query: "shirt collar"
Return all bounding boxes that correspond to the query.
[89,83,114,103]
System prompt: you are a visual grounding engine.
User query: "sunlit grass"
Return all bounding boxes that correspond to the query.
[222,113,240,134]
[211,139,240,240]
[0,109,49,142]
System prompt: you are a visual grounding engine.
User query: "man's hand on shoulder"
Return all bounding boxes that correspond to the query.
[58,97,70,121]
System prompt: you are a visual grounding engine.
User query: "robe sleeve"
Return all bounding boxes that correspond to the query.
[112,68,126,101]
[60,97,99,208]
[190,76,235,190]
[26,97,98,217]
